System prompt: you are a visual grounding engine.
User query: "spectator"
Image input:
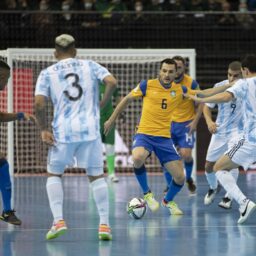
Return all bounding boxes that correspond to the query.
[218,0,236,26]
[236,1,254,29]
[247,0,256,11]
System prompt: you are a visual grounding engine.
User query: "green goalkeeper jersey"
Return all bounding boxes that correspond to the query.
[99,83,119,117]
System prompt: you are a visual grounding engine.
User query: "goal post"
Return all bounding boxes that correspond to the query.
[0,48,196,175]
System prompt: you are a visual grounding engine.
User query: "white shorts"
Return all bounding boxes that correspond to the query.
[227,138,256,171]
[206,133,241,162]
[47,137,103,176]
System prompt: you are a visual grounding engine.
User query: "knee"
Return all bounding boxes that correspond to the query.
[133,155,145,168]
[173,171,185,185]
[180,152,192,163]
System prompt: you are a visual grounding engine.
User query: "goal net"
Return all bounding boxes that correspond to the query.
[0,49,196,174]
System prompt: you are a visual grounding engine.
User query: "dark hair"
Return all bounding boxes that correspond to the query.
[0,60,10,70]
[241,54,256,73]
[172,56,186,65]
[228,61,241,71]
[160,58,177,70]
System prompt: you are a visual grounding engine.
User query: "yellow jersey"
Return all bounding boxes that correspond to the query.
[171,74,199,122]
[131,79,190,138]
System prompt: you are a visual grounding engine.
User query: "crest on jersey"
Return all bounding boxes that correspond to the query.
[170,91,176,97]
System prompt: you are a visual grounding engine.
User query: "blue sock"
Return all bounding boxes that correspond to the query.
[163,167,173,188]
[0,159,12,212]
[134,165,150,194]
[185,160,193,181]
[164,180,183,202]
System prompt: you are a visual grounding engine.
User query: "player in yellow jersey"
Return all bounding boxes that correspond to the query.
[163,56,203,195]
[104,58,191,215]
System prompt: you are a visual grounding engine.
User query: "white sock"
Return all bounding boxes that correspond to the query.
[215,170,246,205]
[205,171,218,190]
[91,178,109,226]
[46,176,63,223]
[225,168,239,199]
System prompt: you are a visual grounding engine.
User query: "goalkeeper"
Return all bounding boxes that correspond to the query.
[0,60,35,225]
[100,83,124,182]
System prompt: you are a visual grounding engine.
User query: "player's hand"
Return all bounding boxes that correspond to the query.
[186,120,197,135]
[41,130,55,146]
[185,94,204,103]
[207,121,218,134]
[104,119,114,136]
[24,113,37,123]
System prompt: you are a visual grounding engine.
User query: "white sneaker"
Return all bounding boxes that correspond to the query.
[144,192,159,212]
[238,199,256,224]
[108,174,119,183]
[204,185,221,205]
[218,197,232,209]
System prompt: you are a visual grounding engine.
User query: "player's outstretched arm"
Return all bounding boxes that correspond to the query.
[203,105,217,134]
[196,83,233,98]
[0,112,35,122]
[187,91,234,104]
[104,93,134,135]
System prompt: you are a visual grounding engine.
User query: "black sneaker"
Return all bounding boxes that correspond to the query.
[204,184,221,205]
[218,197,232,209]
[186,178,196,194]
[0,210,22,225]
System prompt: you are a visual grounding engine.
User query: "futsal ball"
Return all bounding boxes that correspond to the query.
[127,197,147,219]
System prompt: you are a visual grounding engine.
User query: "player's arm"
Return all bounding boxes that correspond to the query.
[100,75,117,109]
[35,95,55,145]
[203,105,217,134]
[0,112,34,122]
[187,102,204,134]
[188,91,234,104]
[104,92,135,135]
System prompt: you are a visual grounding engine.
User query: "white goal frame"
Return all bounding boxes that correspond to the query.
[0,48,196,176]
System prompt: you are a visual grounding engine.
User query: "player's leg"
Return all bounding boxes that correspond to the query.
[218,168,239,209]
[0,155,21,225]
[162,160,185,215]
[179,147,196,194]
[214,139,256,224]
[132,134,159,211]
[154,137,185,214]
[78,138,112,240]
[204,135,227,205]
[45,143,73,240]
[104,126,118,182]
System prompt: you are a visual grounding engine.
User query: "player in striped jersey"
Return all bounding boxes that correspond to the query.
[35,34,117,240]
[0,60,35,225]
[203,61,243,209]
[187,54,256,224]
[163,56,203,195]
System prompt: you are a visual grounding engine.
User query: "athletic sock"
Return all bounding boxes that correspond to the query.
[164,180,183,202]
[134,165,150,194]
[185,160,193,180]
[46,176,63,223]
[0,159,12,212]
[106,155,115,175]
[215,170,246,205]
[205,171,218,190]
[91,178,109,225]
[225,168,239,199]
[163,167,173,189]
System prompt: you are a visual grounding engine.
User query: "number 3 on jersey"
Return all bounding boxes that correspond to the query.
[64,73,83,101]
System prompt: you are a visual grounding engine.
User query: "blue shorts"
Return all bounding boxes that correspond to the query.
[171,120,195,148]
[132,133,181,165]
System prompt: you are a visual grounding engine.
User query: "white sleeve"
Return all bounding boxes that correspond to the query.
[35,70,49,97]
[227,79,247,99]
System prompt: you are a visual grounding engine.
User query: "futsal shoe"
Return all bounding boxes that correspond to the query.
[238,199,256,224]
[46,220,67,240]
[186,178,196,194]
[144,192,160,212]
[204,185,221,205]
[98,224,112,240]
[108,174,119,183]
[0,210,22,225]
[218,197,232,209]
[162,200,183,215]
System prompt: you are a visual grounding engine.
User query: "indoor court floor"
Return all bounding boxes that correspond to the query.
[1,173,256,256]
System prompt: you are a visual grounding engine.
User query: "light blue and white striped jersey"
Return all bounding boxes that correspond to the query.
[206,79,243,137]
[227,77,256,144]
[35,58,111,143]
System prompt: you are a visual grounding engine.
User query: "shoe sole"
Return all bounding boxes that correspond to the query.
[238,204,256,224]
[46,228,67,240]
[99,234,112,240]
[0,218,22,225]
[218,203,232,210]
